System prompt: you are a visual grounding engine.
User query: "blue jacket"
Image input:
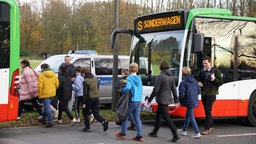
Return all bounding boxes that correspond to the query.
[123,74,142,102]
[178,75,200,109]
[72,73,84,97]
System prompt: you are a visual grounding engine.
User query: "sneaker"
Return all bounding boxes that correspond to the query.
[38,119,46,125]
[57,119,62,124]
[115,132,126,139]
[148,131,158,137]
[191,133,201,139]
[102,120,109,132]
[70,118,77,126]
[76,118,80,123]
[132,136,144,142]
[89,114,95,123]
[170,136,180,142]
[38,115,42,120]
[127,125,136,131]
[209,127,214,133]
[178,129,187,136]
[201,130,210,135]
[53,110,58,119]
[45,122,54,128]
[81,127,91,132]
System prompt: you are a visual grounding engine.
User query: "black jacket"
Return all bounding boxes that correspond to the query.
[57,73,72,101]
[149,69,179,105]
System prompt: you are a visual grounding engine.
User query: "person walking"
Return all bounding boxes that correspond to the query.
[56,65,77,125]
[115,68,137,131]
[198,56,223,135]
[147,61,180,143]
[18,60,42,120]
[37,63,59,128]
[72,66,84,122]
[178,67,201,139]
[115,63,144,142]
[81,67,109,132]
[58,55,75,112]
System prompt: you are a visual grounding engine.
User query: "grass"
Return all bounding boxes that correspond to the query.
[4,59,156,128]
[0,109,155,128]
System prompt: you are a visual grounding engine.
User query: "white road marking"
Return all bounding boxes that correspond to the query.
[216,133,256,137]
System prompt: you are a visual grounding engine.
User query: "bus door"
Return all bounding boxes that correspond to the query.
[0,2,11,121]
[205,36,239,117]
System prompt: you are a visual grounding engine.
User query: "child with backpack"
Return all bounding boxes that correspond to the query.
[178,66,201,139]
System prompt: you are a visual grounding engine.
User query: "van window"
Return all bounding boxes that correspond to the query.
[73,58,91,68]
[95,58,113,75]
[95,58,129,75]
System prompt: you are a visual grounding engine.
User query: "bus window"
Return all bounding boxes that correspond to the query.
[0,2,10,68]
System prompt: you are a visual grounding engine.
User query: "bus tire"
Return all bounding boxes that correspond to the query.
[247,93,256,127]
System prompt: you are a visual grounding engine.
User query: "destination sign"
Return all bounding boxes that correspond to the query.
[135,12,185,34]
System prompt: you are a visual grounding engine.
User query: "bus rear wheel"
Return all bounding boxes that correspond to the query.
[247,93,256,127]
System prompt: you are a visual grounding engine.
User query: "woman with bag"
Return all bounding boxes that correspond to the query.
[18,60,42,120]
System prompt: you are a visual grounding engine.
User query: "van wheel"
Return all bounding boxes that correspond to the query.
[247,93,256,127]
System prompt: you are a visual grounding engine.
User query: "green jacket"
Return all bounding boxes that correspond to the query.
[83,73,99,104]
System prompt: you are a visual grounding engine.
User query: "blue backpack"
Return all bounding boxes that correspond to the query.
[179,75,200,109]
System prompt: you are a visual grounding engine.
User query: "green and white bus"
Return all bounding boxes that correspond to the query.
[111,8,256,126]
[0,0,20,122]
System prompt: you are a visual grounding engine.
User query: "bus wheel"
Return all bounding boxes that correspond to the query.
[247,93,256,127]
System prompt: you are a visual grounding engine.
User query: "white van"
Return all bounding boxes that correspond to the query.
[35,54,132,104]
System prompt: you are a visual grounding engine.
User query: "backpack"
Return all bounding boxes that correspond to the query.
[179,76,200,108]
[116,92,132,121]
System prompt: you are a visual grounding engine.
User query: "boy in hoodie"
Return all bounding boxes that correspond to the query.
[115,69,136,131]
[38,63,59,128]
[72,66,84,122]
[115,63,144,142]
[81,67,109,132]
[56,65,77,125]
[178,67,201,139]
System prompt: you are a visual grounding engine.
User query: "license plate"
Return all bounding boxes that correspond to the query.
[141,106,152,112]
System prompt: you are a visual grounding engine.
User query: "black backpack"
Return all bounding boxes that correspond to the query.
[116,92,132,121]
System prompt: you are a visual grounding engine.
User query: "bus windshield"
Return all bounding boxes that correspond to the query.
[130,30,185,85]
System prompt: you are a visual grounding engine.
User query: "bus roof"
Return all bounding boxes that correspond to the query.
[186,8,256,29]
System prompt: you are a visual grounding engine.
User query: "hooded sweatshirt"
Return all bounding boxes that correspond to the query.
[123,74,142,102]
[149,69,178,105]
[38,68,59,99]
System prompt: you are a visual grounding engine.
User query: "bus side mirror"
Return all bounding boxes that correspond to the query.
[192,33,204,52]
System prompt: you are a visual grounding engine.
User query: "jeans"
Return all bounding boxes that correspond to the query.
[83,98,105,128]
[182,108,200,134]
[153,103,178,137]
[121,101,142,137]
[202,95,216,130]
[42,98,53,123]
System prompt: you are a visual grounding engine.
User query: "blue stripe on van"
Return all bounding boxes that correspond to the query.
[98,77,113,86]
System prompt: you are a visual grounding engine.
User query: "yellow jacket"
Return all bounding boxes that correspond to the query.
[38,68,59,99]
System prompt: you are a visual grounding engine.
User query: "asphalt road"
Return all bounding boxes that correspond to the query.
[0,118,256,144]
